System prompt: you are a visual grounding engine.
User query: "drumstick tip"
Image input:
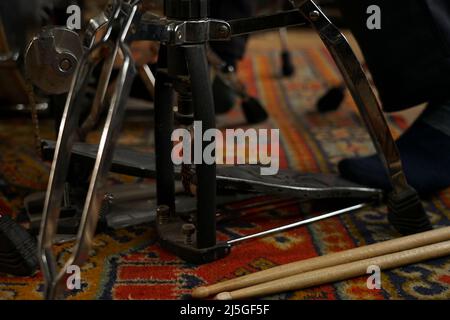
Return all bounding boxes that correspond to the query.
[215,292,233,300]
[192,287,210,299]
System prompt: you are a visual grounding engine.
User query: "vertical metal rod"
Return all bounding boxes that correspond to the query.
[184,44,217,249]
[154,45,176,212]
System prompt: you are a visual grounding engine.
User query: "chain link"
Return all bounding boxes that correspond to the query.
[25,81,42,159]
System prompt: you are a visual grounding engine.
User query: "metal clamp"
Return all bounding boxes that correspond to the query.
[136,15,231,45]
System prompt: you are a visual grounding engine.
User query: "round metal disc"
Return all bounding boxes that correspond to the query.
[25,27,83,95]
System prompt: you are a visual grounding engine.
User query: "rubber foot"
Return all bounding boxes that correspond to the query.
[317,86,345,113]
[387,188,432,235]
[281,51,295,77]
[241,97,269,124]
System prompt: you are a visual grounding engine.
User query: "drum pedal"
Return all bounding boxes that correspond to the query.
[0,215,39,276]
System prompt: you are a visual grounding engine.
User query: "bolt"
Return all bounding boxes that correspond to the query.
[59,58,73,72]
[218,25,230,37]
[176,31,183,40]
[182,223,196,245]
[99,193,114,221]
[157,205,170,225]
[104,193,114,202]
[106,2,114,12]
[309,10,320,21]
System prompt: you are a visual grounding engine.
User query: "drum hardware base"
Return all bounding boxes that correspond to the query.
[34,139,380,242]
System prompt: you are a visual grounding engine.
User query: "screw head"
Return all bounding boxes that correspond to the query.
[157,205,171,224]
[182,223,196,236]
[104,193,114,203]
[157,205,170,213]
[59,58,73,72]
[309,10,320,21]
[130,24,137,34]
[218,25,230,37]
[182,223,196,245]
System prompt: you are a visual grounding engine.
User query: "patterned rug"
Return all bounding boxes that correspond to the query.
[1,32,450,300]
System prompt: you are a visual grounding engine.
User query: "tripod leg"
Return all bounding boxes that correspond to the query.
[292,0,431,234]
[154,45,176,212]
[184,44,217,249]
[38,49,103,300]
[316,84,346,113]
[49,48,136,299]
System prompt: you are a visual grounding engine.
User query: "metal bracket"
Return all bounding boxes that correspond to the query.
[136,15,231,45]
[0,51,19,66]
[136,9,308,45]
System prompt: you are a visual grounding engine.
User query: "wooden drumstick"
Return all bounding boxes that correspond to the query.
[192,226,450,299]
[216,239,450,300]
